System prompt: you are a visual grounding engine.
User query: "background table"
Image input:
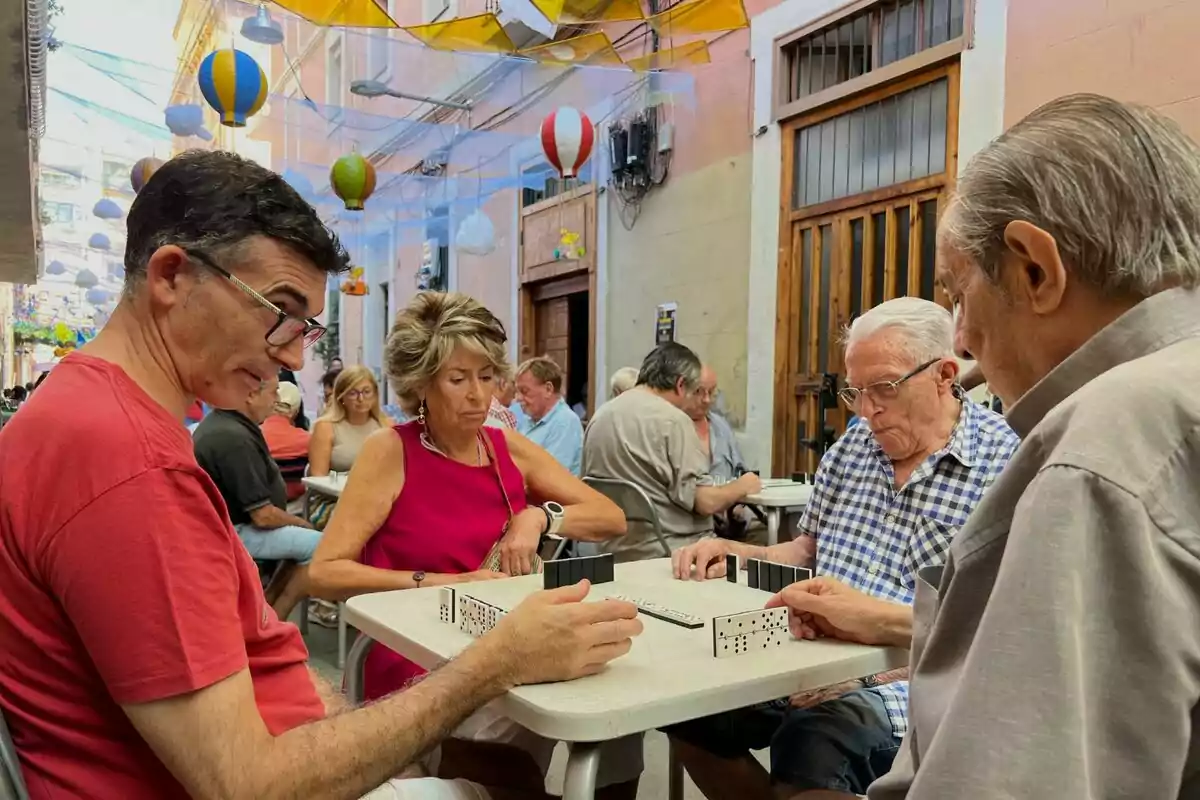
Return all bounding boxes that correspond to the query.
[301,474,347,657]
[343,557,905,800]
[744,482,815,546]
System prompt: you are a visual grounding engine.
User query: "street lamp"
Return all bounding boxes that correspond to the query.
[349,79,473,113]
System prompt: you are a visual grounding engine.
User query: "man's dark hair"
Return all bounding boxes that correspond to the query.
[12,386,27,402]
[637,342,702,393]
[321,368,342,390]
[124,150,349,289]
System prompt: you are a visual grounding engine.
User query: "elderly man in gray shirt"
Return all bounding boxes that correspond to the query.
[774,93,1200,799]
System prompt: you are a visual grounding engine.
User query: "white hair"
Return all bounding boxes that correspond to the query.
[940,93,1200,296]
[609,366,639,397]
[845,297,954,364]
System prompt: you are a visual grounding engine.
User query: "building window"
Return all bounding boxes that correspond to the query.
[780,0,963,105]
[521,160,594,208]
[326,36,344,119]
[101,160,134,193]
[41,167,82,189]
[42,201,76,224]
[792,76,948,209]
[367,1,394,79]
[422,0,451,23]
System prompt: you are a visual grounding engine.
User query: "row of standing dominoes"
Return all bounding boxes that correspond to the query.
[711,607,789,659]
[608,594,705,629]
[543,552,615,590]
[726,554,812,593]
[438,586,507,637]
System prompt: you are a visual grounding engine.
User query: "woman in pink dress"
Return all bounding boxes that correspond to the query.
[309,292,643,798]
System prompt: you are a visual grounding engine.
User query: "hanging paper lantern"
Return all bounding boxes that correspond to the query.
[164,104,208,138]
[85,287,109,306]
[330,152,376,211]
[455,209,496,256]
[87,233,111,251]
[92,198,122,220]
[46,260,65,275]
[340,266,369,296]
[540,107,595,179]
[74,269,99,289]
[52,322,72,344]
[130,157,163,194]
[197,48,268,128]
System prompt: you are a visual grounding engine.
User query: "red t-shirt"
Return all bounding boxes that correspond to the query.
[0,353,325,798]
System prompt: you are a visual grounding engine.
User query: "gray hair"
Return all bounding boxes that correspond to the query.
[609,367,639,397]
[845,297,954,364]
[637,342,702,393]
[940,93,1200,297]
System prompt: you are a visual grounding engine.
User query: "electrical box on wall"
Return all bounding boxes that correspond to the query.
[416,238,444,291]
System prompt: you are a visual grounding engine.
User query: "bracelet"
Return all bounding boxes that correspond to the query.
[539,505,553,534]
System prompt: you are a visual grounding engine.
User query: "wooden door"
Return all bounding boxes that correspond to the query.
[773,62,960,477]
[534,296,571,384]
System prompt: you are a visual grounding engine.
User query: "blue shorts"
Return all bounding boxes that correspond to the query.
[664,688,901,794]
[235,523,322,565]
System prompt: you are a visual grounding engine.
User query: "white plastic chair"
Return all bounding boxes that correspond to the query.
[0,708,29,800]
[581,477,673,557]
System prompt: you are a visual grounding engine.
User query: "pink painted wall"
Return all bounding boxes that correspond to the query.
[1006,0,1200,135]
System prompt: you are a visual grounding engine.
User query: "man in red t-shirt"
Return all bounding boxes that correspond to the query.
[0,150,641,800]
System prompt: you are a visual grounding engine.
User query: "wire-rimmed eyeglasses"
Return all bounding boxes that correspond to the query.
[184,248,326,349]
[837,358,940,410]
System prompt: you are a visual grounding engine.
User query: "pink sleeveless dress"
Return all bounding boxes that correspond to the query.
[361,422,528,701]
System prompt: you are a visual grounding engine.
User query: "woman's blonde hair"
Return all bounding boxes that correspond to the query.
[320,364,387,426]
[385,291,510,414]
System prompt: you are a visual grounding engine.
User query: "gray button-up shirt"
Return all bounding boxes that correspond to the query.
[869,286,1200,799]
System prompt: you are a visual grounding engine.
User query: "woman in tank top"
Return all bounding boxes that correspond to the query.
[308,292,643,797]
[308,365,393,475]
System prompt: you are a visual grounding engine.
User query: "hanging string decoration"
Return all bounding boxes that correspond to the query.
[197,48,268,128]
[130,157,164,194]
[92,198,122,220]
[330,152,377,211]
[540,106,595,179]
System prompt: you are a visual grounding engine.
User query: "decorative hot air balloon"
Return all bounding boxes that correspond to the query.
[198,48,268,128]
[87,233,111,251]
[540,107,595,179]
[46,260,65,275]
[130,157,163,194]
[92,198,122,220]
[330,152,376,211]
[74,269,99,289]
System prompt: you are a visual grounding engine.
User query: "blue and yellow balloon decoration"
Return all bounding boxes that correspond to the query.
[197,48,268,128]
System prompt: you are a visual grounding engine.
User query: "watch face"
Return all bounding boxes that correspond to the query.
[413,570,426,583]
[544,501,565,517]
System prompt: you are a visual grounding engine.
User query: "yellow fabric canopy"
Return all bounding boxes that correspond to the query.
[647,0,748,36]
[270,0,398,27]
[402,13,517,53]
[624,40,710,71]
[530,0,645,25]
[519,32,624,66]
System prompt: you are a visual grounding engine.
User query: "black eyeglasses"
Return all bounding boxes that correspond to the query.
[838,358,940,410]
[184,249,326,349]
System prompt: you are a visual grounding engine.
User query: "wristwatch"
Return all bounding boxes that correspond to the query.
[541,501,565,535]
[413,570,426,588]
[860,673,881,689]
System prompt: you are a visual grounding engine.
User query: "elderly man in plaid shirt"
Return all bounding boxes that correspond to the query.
[665,296,1019,799]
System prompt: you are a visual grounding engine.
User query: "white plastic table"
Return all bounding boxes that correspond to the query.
[342,558,905,800]
[744,482,815,546]
[301,473,346,502]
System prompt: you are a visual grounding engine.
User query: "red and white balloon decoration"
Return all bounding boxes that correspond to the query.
[540,106,594,179]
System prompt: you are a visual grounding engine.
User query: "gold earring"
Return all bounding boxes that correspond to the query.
[418,400,426,426]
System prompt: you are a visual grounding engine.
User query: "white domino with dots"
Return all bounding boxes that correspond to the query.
[454,594,507,638]
[712,607,789,659]
[439,587,456,624]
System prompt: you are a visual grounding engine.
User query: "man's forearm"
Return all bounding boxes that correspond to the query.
[258,641,511,800]
[733,536,814,567]
[252,504,313,530]
[874,601,913,649]
[308,667,350,716]
[694,483,748,516]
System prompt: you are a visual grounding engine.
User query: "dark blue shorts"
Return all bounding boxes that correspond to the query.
[664,689,901,794]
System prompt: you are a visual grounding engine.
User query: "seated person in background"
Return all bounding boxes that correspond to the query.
[262,380,311,505]
[583,342,761,562]
[485,392,519,429]
[194,375,318,621]
[493,369,527,428]
[515,356,584,476]
[308,290,643,797]
[665,297,1019,800]
[609,366,639,399]
[309,365,391,478]
[0,150,638,800]
[318,366,340,413]
[683,364,752,539]
[278,367,310,430]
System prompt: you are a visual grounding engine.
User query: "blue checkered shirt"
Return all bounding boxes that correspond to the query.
[797,399,1019,738]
